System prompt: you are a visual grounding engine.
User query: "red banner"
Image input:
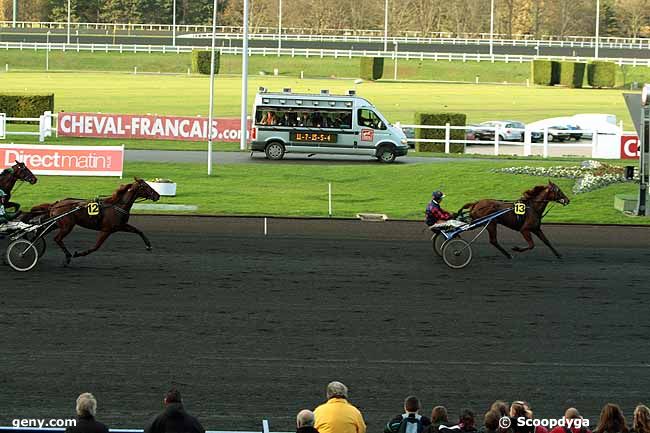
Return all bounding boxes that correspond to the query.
[1,144,124,177]
[621,135,640,159]
[57,113,250,142]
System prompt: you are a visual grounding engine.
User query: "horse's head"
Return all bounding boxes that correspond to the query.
[133,177,160,202]
[547,181,570,206]
[6,160,38,185]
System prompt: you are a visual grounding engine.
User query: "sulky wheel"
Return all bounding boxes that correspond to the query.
[441,238,473,269]
[6,239,39,272]
[432,232,446,257]
[24,233,47,258]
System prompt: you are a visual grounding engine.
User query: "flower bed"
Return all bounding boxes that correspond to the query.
[494,161,636,194]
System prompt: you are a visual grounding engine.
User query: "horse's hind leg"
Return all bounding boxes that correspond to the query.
[512,229,535,253]
[53,225,75,265]
[533,228,562,259]
[487,221,512,259]
[73,231,111,258]
[119,224,152,251]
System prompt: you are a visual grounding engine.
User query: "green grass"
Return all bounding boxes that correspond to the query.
[2,50,649,87]
[12,160,648,225]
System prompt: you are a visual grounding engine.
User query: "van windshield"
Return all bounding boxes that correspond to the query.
[255,107,352,129]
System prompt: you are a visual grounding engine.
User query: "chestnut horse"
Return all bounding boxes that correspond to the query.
[457,181,570,259]
[0,161,38,212]
[26,178,160,265]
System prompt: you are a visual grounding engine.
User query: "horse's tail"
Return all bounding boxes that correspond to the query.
[19,202,54,223]
[457,201,477,214]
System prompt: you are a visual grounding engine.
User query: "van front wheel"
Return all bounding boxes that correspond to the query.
[377,145,396,163]
[265,142,285,160]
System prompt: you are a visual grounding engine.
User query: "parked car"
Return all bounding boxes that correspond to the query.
[478,120,525,141]
[545,126,573,142]
[565,124,583,141]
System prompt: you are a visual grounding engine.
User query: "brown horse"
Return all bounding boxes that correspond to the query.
[0,161,38,211]
[26,177,160,265]
[457,181,570,259]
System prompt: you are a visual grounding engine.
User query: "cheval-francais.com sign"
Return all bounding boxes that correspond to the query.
[57,112,251,142]
[0,144,124,177]
[621,135,640,159]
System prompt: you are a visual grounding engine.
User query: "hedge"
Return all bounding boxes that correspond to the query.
[359,57,384,81]
[559,61,586,88]
[588,61,616,88]
[414,112,466,153]
[0,94,54,118]
[191,49,220,75]
[531,60,560,86]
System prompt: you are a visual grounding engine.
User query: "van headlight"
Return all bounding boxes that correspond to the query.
[400,138,408,145]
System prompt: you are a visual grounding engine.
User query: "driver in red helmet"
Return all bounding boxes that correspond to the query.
[425,190,455,226]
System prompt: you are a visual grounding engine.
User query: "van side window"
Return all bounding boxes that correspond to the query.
[357,109,386,130]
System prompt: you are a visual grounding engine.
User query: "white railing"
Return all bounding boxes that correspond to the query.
[1,111,54,142]
[4,21,650,45]
[2,42,650,67]
[397,123,624,159]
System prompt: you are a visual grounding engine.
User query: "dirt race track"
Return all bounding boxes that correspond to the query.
[1,216,650,431]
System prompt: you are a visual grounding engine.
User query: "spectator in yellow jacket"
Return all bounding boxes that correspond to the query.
[314,381,366,433]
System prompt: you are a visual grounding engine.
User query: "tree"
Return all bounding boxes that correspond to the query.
[615,0,648,38]
[48,0,79,22]
[100,0,145,23]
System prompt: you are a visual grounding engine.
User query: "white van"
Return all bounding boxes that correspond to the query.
[250,88,409,162]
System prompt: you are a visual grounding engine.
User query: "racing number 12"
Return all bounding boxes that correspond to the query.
[87,202,100,216]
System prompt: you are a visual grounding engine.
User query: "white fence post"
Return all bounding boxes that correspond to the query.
[0,113,6,140]
[328,182,332,217]
[262,420,270,433]
[524,128,532,157]
[542,127,549,158]
[444,123,451,153]
[494,124,500,156]
[591,131,598,158]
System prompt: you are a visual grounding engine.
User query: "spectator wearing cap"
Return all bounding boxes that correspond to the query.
[145,388,205,433]
[65,393,109,433]
[314,381,366,433]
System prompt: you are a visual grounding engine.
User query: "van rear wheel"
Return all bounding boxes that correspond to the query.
[377,145,396,163]
[265,142,285,160]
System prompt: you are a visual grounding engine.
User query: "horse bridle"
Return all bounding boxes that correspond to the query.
[108,180,157,213]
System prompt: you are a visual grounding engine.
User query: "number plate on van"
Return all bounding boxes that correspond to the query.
[290,132,337,143]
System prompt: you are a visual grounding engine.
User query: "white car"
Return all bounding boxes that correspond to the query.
[479,121,526,141]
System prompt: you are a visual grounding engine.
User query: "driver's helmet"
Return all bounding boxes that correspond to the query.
[432,190,445,201]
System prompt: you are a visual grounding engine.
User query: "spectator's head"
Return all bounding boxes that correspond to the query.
[510,402,528,419]
[460,408,476,430]
[76,393,97,417]
[484,410,500,431]
[326,381,348,400]
[164,388,182,406]
[297,410,315,428]
[596,403,628,433]
[490,401,509,418]
[565,408,581,420]
[633,405,650,433]
[404,396,421,414]
[432,406,449,424]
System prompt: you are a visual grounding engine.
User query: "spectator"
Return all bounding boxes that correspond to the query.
[632,405,650,433]
[65,393,109,433]
[384,395,431,433]
[548,408,590,433]
[523,402,548,433]
[314,381,366,433]
[145,388,205,433]
[593,404,629,433]
[424,406,454,433]
[490,402,510,419]
[297,410,319,433]
[440,409,478,433]
[509,402,534,433]
[480,409,512,433]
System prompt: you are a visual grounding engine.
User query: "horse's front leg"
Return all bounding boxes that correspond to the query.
[73,231,112,258]
[533,228,562,259]
[512,229,535,253]
[119,224,152,251]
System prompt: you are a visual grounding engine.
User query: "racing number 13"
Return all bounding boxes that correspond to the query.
[87,202,100,216]
[514,202,526,216]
